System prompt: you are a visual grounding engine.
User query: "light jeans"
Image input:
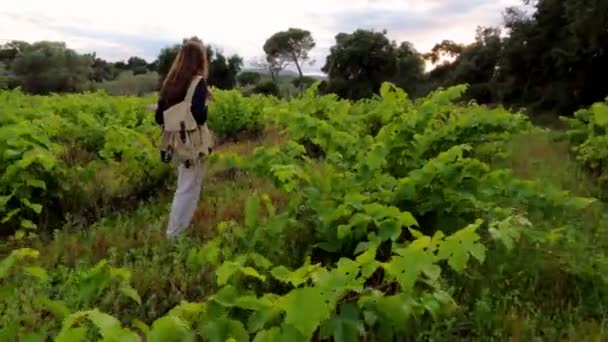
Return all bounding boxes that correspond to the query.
[166,161,204,239]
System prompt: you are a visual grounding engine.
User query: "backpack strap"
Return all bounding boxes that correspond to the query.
[185,76,204,103]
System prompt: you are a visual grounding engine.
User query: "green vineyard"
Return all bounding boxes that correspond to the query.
[2,85,608,341]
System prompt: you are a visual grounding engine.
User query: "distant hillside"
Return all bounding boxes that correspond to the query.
[240,67,326,80]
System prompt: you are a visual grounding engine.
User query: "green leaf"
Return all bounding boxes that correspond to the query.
[378,220,401,241]
[245,194,261,229]
[21,198,43,214]
[283,287,332,338]
[120,285,142,305]
[0,192,13,208]
[25,266,48,281]
[1,208,21,223]
[213,285,239,307]
[38,297,70,319]
[26,178,46,190]
[270,258,319,287]
[22,332,46,342]
[132,319,150,335]
[0,248,39,280]
[54,327,87,342]
[21,219,37,230]
[202,317,249,342]
[215,261,240,286]
[148,316,195,342]
[253,327,282,342]
[87,310,140,342]
[592,103,608,127]
[241,266,266,282]
[319,303,361,342]
[437,220,487,273]
[247,307,282,333]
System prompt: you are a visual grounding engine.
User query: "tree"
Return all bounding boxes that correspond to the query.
[422,26,503,103]
[10,41,93,94]
[89,54,119,82]
[252,80,280,96]
[127,56,149,75]
[322,29,399,100]
[394,42,426,97]
[263,28,315,84]
[496,0,608,114]
[251,55,289,81]
[292,75,317,89]
[208,48,243,89]
[156,44,180,84]
[423,40,463,64]
[0,41,30,65]
[155,42,243,89]
[237,71,261,86]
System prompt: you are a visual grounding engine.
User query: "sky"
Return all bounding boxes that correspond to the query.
[0,0,522,73]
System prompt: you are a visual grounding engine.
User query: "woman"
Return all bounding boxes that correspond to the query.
[155,37,212,240]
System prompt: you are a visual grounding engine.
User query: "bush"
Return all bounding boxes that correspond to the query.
[95,71,159,96]
[237,71,261,86]
[292,76,317,89]
[252,80,280,96]
[207,89,266,140]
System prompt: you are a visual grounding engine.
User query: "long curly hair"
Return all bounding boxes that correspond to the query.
[160,37,209,107]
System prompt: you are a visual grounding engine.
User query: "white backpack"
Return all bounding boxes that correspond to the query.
[160,76,214,167]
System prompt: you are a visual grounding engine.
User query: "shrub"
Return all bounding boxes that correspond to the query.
[95,71,159,96]
[252,80,280,97]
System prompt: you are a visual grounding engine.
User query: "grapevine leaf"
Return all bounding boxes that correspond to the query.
[38,297,70,319]
[21,219,37,230]
[24,266,48,281]
[215,262,240,286]
[22,332,46,342]
[245,195,261,229]
[1,208,21,223]
[213,285,239,307]
[25,178,46,190]
[247,307,282,333]
[120,285,142,305]
[319,303,361,342]
[592,103,608,127]
[54,327,87,342]
[283,287,332,338]
[202,317,249,342]
[21,198,43,214]
[253,327,281,342]
[270,258,319,287]
[437,221,487,273]
[378,220,401,241]
[87,310,140,342]
[148,316,195,342]
[240,266,266,282]
[0,193,13,208]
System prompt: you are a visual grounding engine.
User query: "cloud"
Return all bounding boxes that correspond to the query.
[1,0,521,71]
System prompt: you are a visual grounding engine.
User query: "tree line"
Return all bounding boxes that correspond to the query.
[1,0,606,116]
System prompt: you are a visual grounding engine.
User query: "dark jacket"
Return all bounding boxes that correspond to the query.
[155,78,208,126]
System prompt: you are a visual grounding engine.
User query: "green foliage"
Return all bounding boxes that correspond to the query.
[155,39,243,89]
[9,41,94,94]
[207,89,269,140]
[0,88,170,235]
[238,71,262,86]
[252,81,280,97]
[263,28,315,81]
[0,82,604,341]
[563,98,608,197]
[322,29,425,100]
[95,71,160,96]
